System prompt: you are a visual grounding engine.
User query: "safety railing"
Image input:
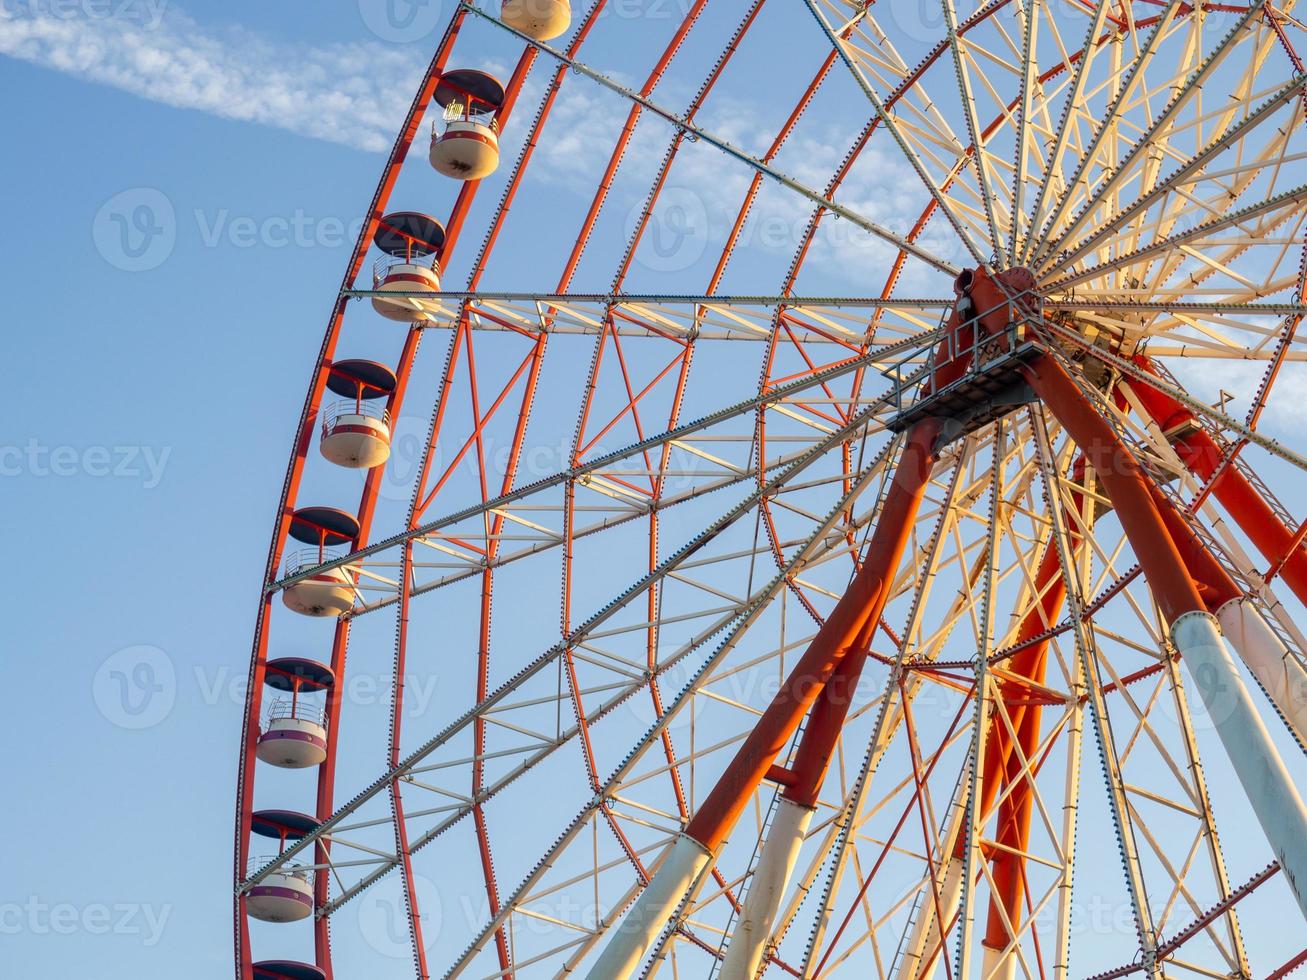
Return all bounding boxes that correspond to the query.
[878,286,1046,415]
[283,548,353,579]
[264,698,328,728]
[247,855,315,886]
[373,252,441,288]
[433,106,500,136]
[321,399,391,435]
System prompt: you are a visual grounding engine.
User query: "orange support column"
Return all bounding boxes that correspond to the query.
[684,416,943,852]
[981,472,1084,963]
[587,417,942,980]
[1130,355,1307,606]
[1019,355,1205,624]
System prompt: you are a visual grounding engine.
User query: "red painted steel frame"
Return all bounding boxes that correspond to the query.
[1020,361,1203,606]
[937,265,1251,964]
[973,462,1245,957]
[234,14,471,979]
[952,271,1205,625]
[1130,354,1307,606]
[386,1,746,969]
[683,417,942,853]
[235,0,1301,974]
[978,468,1083,957]
[753,0,1183,636]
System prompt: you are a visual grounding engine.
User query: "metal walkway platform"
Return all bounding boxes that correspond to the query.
[888,340,1043,439]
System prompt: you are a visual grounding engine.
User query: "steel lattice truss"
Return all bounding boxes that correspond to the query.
[234,1,1307,978]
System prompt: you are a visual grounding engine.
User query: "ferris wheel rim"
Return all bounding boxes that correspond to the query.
[234,1,1307,977]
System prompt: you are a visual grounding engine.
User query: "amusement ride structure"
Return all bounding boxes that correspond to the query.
[235,0,1307,977]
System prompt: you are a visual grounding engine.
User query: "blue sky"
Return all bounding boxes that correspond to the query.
[5,1,1307,977]
[1,4,416,975]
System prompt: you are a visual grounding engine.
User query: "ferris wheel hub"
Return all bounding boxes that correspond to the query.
[888,265,1043,439]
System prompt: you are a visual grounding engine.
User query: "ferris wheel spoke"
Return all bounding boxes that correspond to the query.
[1055,440,1254,966]
[791,430,1022,975]
[613,0,773,297]
[1029,413,1166,975]
[244,390,903,909]
[1021,409,1093,980]
[1115,118,1307,307]
[794,441,977,974]
[237,0,1307,972]
[1036,348,1307,944]
[441,436,907,978]
[802,0,991,266]
[1041,73,1307,275]
[809,419,1075,978]
[1044,181,1307,289]
[1032,0,1189,257]
[266,333,934,615]
[1033,2,1270,269]
[1019,0,1115,265]
[460,1,961,278]
[1007,0,1039,261]
[668,447,993,978]
[940,0,1010,263]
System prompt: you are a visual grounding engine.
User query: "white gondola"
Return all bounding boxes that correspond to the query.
[370,211,447,322]
[429,69,506,181]
[501,0,570,40]
[281,552,355,618]
[280,508,360,618]
[246,863,314,923]
[246,811,320,923]
[319,360,397,468]
[256,658,334,769]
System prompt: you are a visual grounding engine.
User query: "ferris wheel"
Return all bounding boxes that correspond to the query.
[234,0,1307,977]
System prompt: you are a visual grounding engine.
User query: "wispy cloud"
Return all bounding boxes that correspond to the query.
[0,2,952,291]
[1169,357,1307,435]
[0,5,422,151]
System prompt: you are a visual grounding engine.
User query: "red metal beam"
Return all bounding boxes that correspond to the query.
[1130,355,1307,606]
[684,417,942,852]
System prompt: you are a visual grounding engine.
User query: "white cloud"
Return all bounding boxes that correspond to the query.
[0,2,952,289]
[0,5,423,151]
[1168,356,1307,435]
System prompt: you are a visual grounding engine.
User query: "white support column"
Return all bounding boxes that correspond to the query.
[895,857,965,980]
[981,943,1018,980]
[585,834,713,980]
[1172,611,1307,918]
[1216,597,1307,744]
[719,798,815,980]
